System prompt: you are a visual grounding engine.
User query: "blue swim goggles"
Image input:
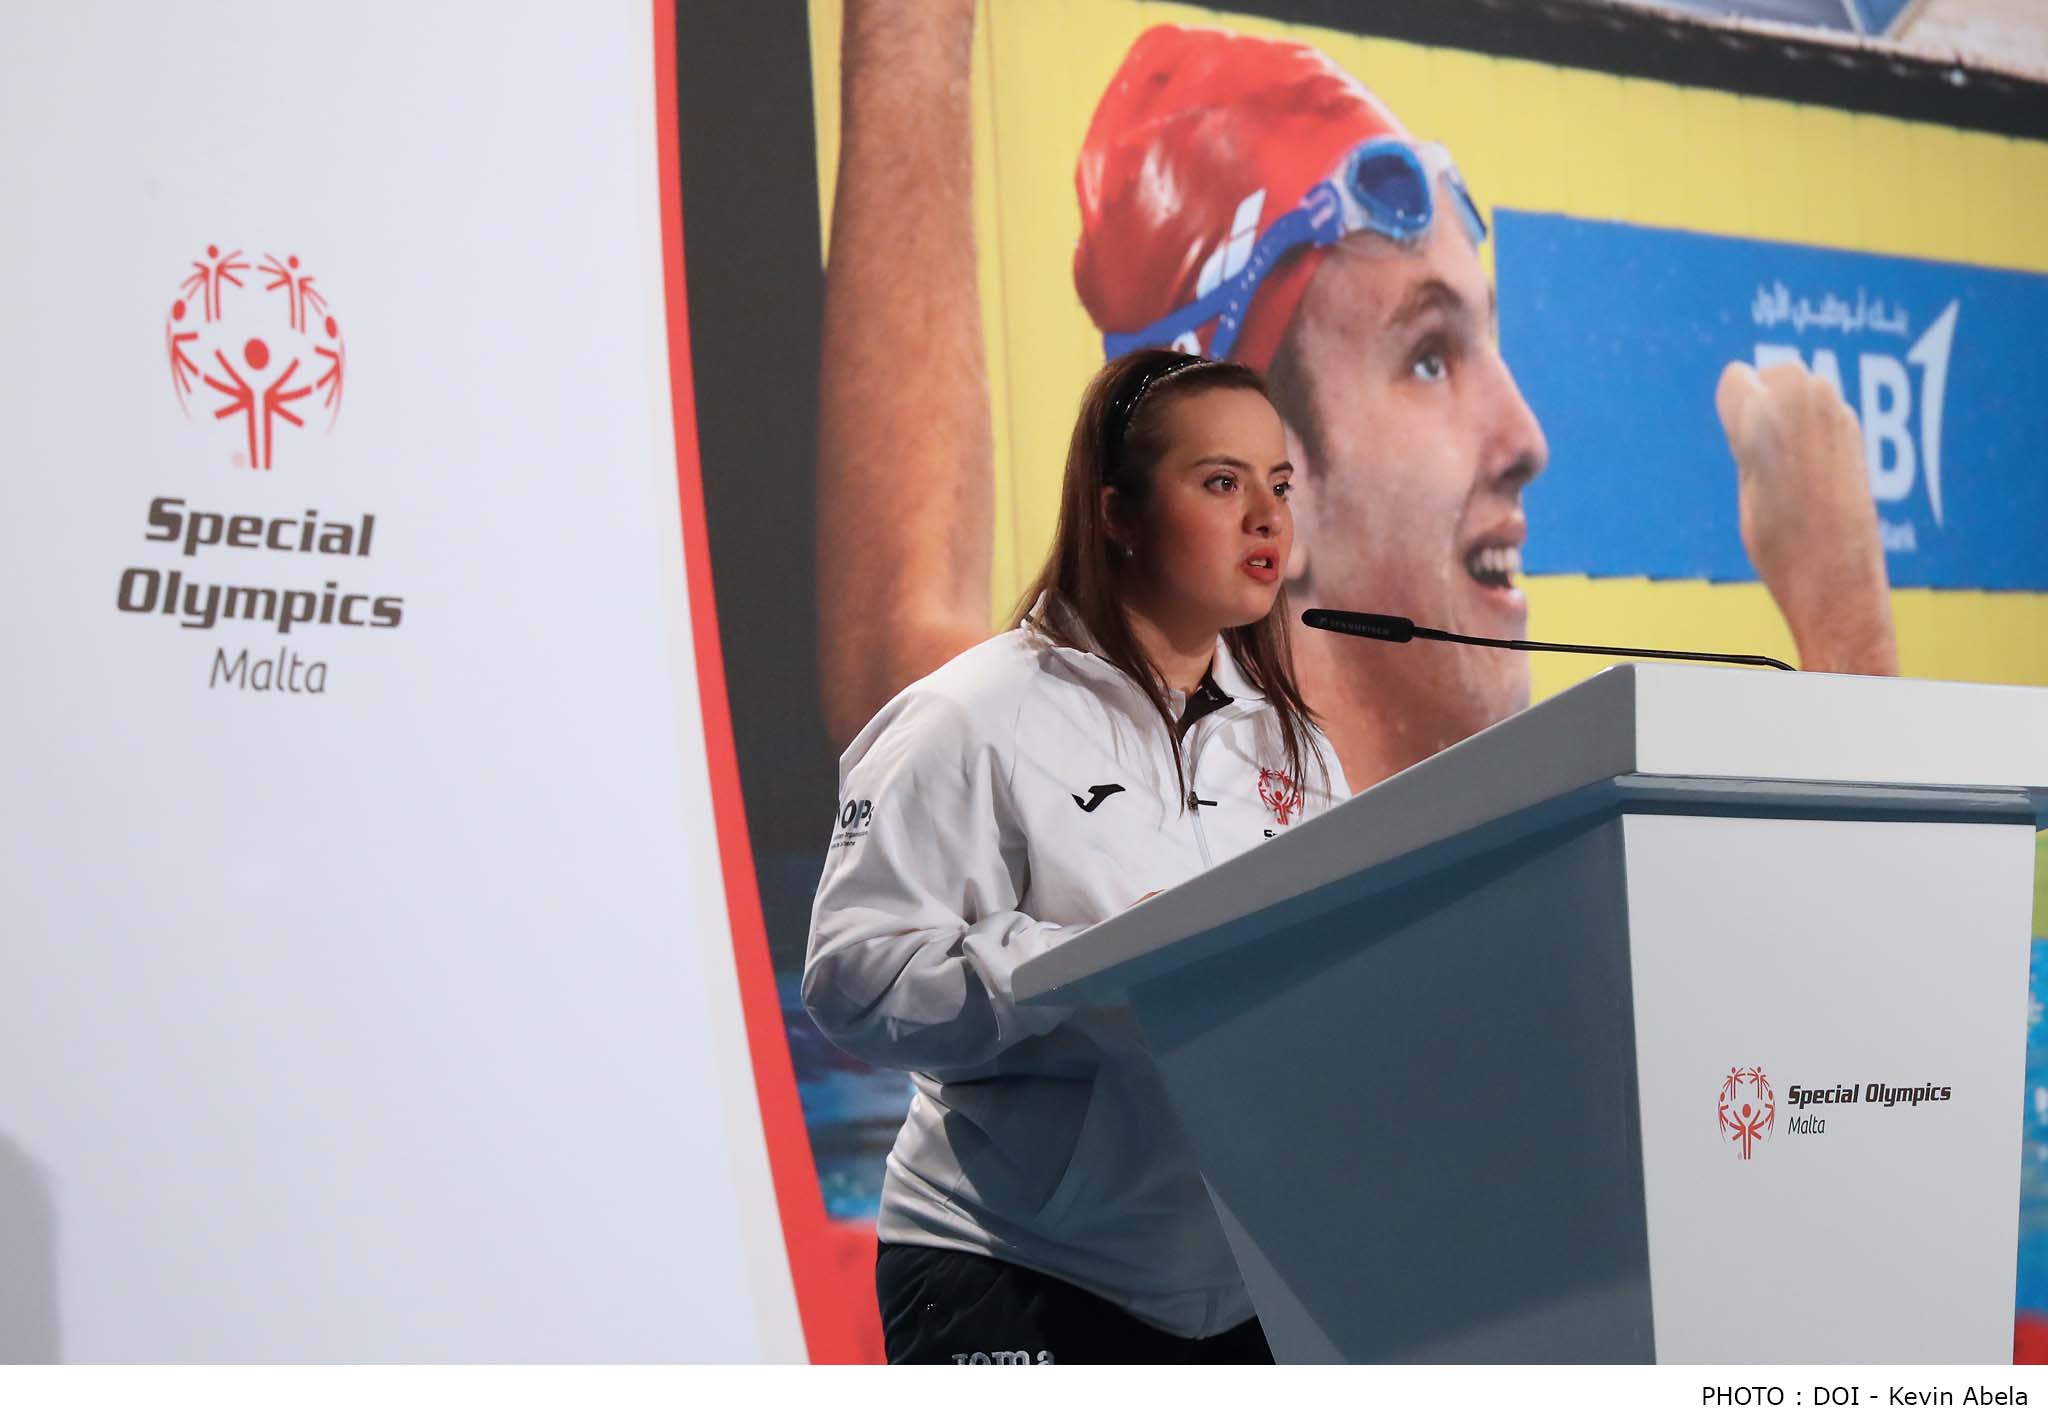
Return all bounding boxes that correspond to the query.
[1102,138,1488,361]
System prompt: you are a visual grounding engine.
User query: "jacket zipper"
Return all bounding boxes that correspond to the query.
[1185,789,1215,868]
[1182,722,1217,869]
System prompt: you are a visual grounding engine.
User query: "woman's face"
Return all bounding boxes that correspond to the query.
[1114,385,1295,637]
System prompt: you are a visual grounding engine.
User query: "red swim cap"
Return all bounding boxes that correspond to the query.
[1074,25,1409,374]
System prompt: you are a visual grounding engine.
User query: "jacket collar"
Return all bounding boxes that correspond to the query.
[1021,592,1266,713]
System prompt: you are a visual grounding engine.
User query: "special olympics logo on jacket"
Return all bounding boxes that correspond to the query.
[1717,1066,1775,1161]
[1256,767,1302,826]
[164,245,345,470]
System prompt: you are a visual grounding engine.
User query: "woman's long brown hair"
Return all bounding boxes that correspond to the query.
[1012,349,1328,805]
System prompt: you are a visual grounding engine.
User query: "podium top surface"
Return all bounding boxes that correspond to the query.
[1013,663,2048,1006]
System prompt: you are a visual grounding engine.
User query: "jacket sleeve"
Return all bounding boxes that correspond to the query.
[801,685,1078,1074]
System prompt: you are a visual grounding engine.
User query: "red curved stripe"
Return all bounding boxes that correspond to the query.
[651,0,883,1364]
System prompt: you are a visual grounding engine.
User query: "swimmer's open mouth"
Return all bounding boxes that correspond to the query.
[1464,541,1521,590]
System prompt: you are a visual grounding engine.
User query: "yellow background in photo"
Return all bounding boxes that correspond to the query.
[806,0,2048,703]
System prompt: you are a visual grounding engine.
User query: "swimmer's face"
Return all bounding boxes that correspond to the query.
[1283,194,1548,747]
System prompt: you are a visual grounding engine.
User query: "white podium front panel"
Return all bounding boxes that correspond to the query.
[1623,813,2033,1362]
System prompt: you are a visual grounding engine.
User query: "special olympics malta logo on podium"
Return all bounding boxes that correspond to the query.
[1717,1066,1776,1161]
[164,245,345,470]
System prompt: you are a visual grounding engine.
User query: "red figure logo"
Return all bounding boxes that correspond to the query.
[1257,768,1303,826]
[1717,1066,1776,1161]
[165,244,344,469]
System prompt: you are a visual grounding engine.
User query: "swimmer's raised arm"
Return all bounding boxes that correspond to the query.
[818,0,994,750]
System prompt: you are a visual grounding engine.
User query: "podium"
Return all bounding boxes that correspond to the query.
[1014,665,2048,1363]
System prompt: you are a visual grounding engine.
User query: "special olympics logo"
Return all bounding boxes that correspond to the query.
[1717,1066,1775,1161]
[1257,767,1302,826]
[164,245,345,470]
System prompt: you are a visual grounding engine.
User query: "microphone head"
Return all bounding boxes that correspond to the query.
[1302,608,1416,643]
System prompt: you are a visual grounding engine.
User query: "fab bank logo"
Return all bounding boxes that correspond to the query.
[1499,213,2048,592]
[1748,281,1958,555]
[164,245,346,470]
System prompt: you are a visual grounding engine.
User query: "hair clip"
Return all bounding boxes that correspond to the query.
[1108,353,1208,457]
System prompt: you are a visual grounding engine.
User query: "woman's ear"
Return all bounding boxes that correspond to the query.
[1282,417,1313,586]
[1100,485,1131,556]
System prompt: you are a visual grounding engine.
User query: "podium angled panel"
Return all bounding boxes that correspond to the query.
[1131,817,1655,1362]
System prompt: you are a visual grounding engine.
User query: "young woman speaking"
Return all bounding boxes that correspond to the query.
[804,350,1350,1364]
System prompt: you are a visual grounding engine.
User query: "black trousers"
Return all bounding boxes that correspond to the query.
[876,1242,1274,1365]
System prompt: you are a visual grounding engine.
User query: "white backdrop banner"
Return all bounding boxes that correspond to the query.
[0,0,801,1361]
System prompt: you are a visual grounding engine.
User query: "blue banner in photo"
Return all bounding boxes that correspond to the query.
[1496,211,2048,591]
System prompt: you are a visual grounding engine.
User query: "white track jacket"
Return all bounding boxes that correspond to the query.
[803,603,1348,1337]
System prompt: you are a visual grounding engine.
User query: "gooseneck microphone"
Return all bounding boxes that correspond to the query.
[1301,608,1795,672]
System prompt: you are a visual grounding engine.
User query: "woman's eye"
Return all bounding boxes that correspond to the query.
[1205,472,1238,492]
[1273,480,1292,501]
